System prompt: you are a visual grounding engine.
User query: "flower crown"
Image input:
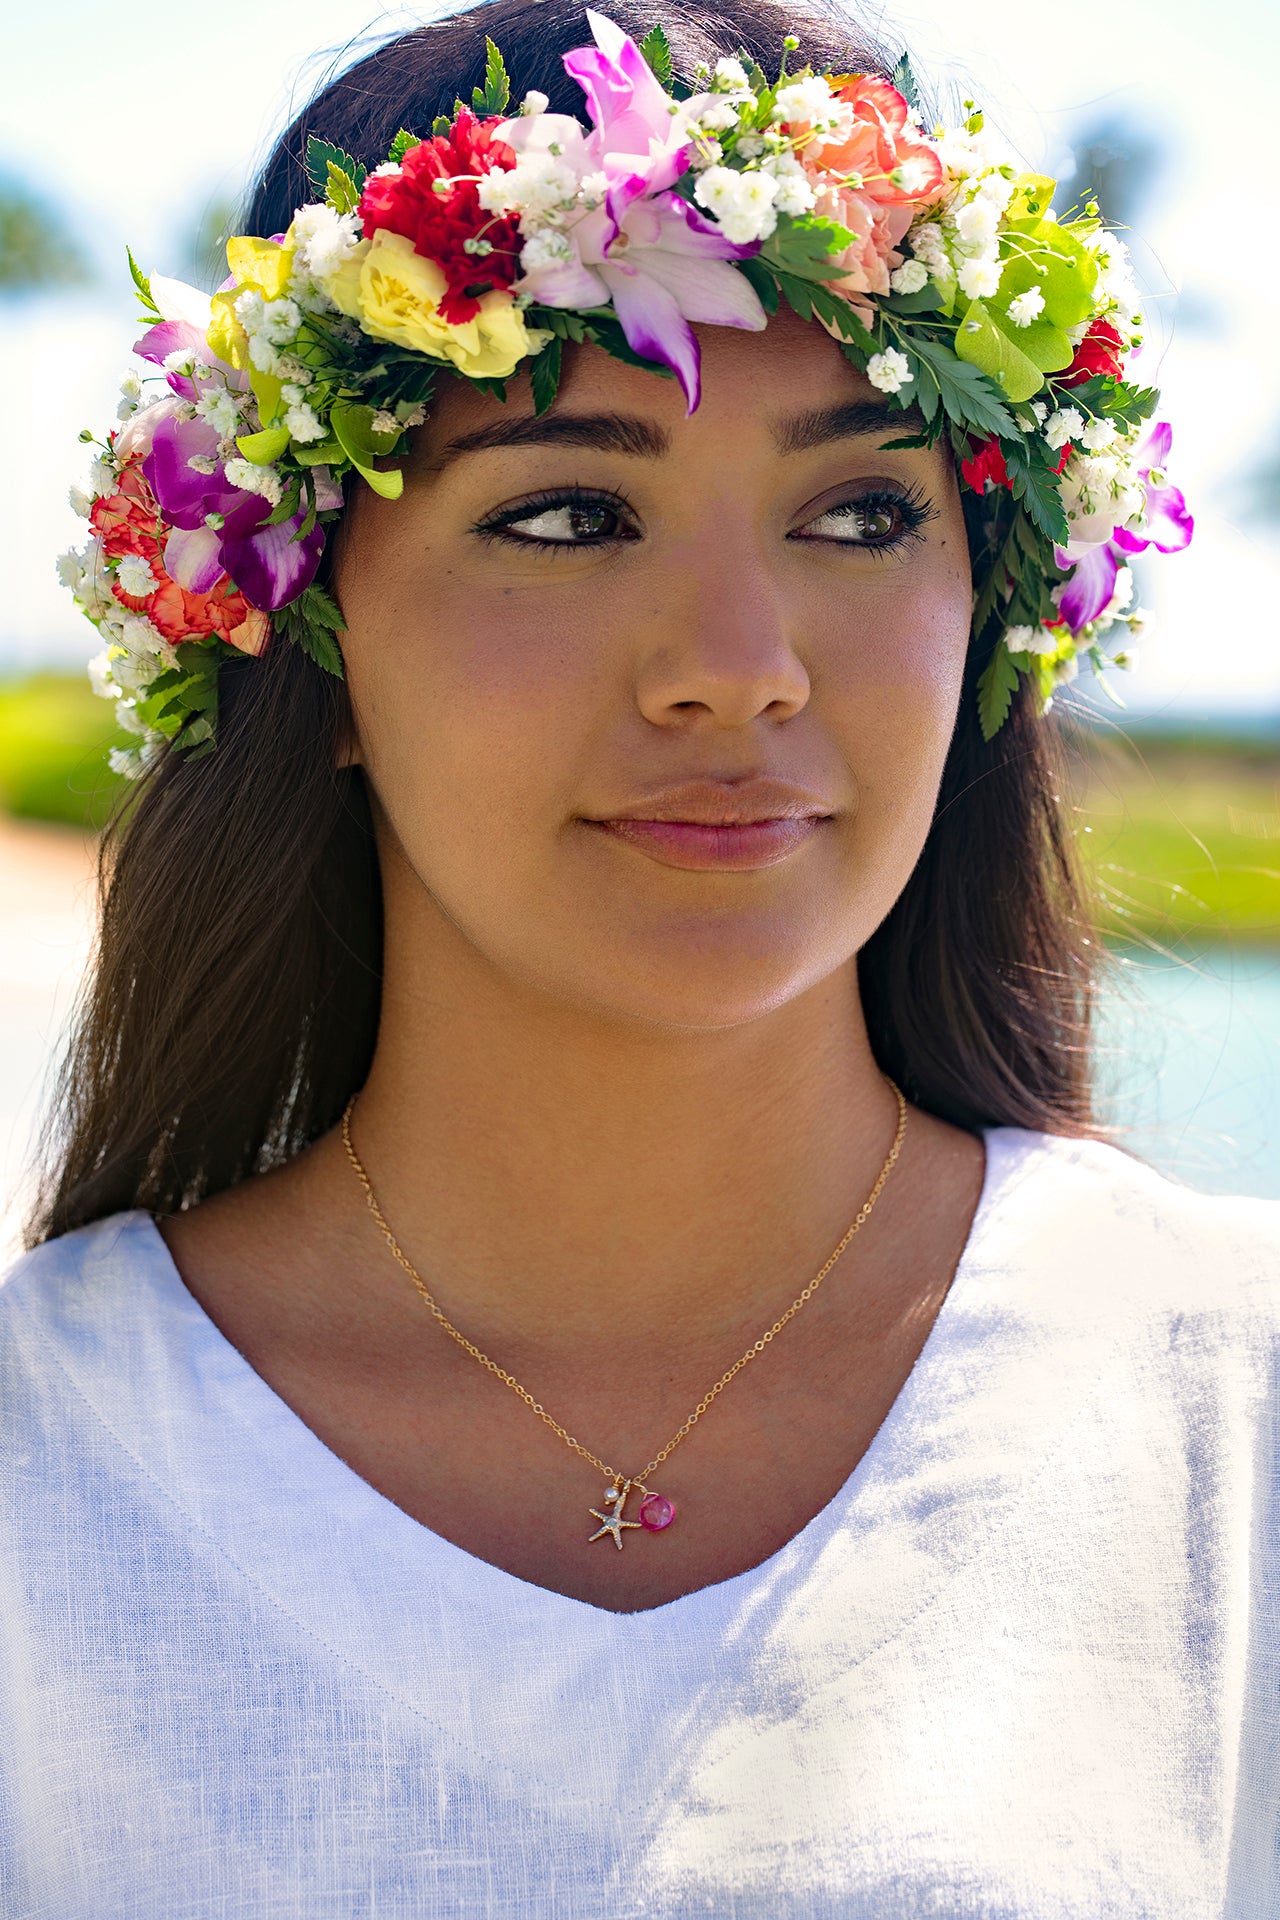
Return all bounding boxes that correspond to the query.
[60,8,1191,775]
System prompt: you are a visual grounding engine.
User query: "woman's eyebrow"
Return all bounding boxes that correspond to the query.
[772,398,930,453]
[434,396,930,469]
[437,412,672,465]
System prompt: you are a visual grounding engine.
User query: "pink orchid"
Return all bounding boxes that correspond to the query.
[132,275,247,404]
[503,10,765,409]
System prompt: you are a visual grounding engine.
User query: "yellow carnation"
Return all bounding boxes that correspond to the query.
[207,233,297,369]
[226,234,294,300]
[336,229,533,381]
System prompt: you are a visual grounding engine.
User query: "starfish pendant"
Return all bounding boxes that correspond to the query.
[588,1480,642,1550]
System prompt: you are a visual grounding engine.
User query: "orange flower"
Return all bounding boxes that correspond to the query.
[806,77,944,209]
[94,455,269,653]
[90,456,165,564]
[793,76,945,309]
[147,577,268,652]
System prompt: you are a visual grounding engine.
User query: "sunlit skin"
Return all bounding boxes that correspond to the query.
[160,307,987,1612]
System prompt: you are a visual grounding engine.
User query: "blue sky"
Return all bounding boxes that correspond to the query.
[6,0,1279,717]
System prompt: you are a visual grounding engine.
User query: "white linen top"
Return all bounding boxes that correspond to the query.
[2,1125,1279,1919]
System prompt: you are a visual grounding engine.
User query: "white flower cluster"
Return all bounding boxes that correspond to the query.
[1057,424,1149,547]
[1083,227,1142,335]
[290,202,364,290]
[901,122,1016,304]
[59,486,181,765]
[693,164,785,243]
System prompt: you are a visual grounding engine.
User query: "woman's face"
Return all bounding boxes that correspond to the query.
[332,308,971,1029]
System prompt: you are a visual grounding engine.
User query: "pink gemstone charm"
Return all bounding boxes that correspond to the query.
[638,1492,675,1531]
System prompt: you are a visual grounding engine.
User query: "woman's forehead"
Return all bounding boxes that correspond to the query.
[419,312,906,458]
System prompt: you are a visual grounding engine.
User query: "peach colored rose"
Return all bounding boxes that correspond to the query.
[789,75,945,310]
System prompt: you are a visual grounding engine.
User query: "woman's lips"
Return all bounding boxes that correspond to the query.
[587,816,828,871]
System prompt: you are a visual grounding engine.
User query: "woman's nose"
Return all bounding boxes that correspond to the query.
[631,542,811,731]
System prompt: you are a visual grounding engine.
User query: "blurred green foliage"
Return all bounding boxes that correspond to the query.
[1070,730,1280,945]
[0,672,126,828]
[0,176,91,293]
[1,670,1278,943]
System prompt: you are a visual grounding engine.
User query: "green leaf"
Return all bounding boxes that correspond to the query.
[468,375,509,404]
[529,334,562,417]
[264,483,303,526]
[887,282,944,316]
[775,270,814,323]
[389,128,421,163]
[907,333,1017,440]
[329,401,404,498]
[432,115,452,138]
[997,213,1098,330]
[1066,375,1158,428]
[970,522,1017,641]
[639,24,673,87]
[324,161,361,217]
[235,425,291,465]
[953,300,1048,404]
[302,583,345,630]
[807,281,876,348]
[126,247,161,318]
[471,37,510,114]
[136,640,226,747]
[248,366,284,429]
[582,314,677,380]
[977,643,1022,741]
[743,56,770,96]
[772,271,875,353]
[890,51,921,111]
[879,433,932,450]
[762,214,855,283]
[736,254,780,315]
[526,305,590,342]
[274,584,347,679]
[1002,436,1070,546]
[306,137,367,200]
[292,440,344,467]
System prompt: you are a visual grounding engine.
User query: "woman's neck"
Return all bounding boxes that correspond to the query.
[345,908,900,1353]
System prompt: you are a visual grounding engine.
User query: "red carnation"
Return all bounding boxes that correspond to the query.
[147,577,263,649]
[98,454,266,651]
[91,456,166,563]
[359,108,524,325]
[1058,318,1125,389]
[960,437,1011,492]
[960,434,1073,495]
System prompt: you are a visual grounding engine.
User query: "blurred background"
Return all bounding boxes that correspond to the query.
[2,0,1277,1262]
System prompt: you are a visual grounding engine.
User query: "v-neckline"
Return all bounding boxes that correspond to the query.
[21,1126,1092,1798]
[107,1125,1035,1627]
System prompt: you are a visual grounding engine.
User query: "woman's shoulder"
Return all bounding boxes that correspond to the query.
[0,1209,170,1370]
[976,1123,1280,1322]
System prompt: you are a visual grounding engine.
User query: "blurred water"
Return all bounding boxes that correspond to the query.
[1096,945,1280,1199]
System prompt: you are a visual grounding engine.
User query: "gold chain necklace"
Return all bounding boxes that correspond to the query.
[341,1080,907,1549]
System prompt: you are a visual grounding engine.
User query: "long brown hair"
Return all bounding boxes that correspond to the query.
[23,0,1100,1251]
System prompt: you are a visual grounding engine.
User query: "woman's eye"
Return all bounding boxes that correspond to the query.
[793,490,933,550]
[478,496,635,546]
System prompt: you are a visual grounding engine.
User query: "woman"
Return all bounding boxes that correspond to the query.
[4,0,1276,1911]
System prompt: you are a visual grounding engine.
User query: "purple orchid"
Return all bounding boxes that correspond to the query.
[129,401,337,613]
[1055,420,1193,632]
[122,273,337,610]
[502,11,765,409]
